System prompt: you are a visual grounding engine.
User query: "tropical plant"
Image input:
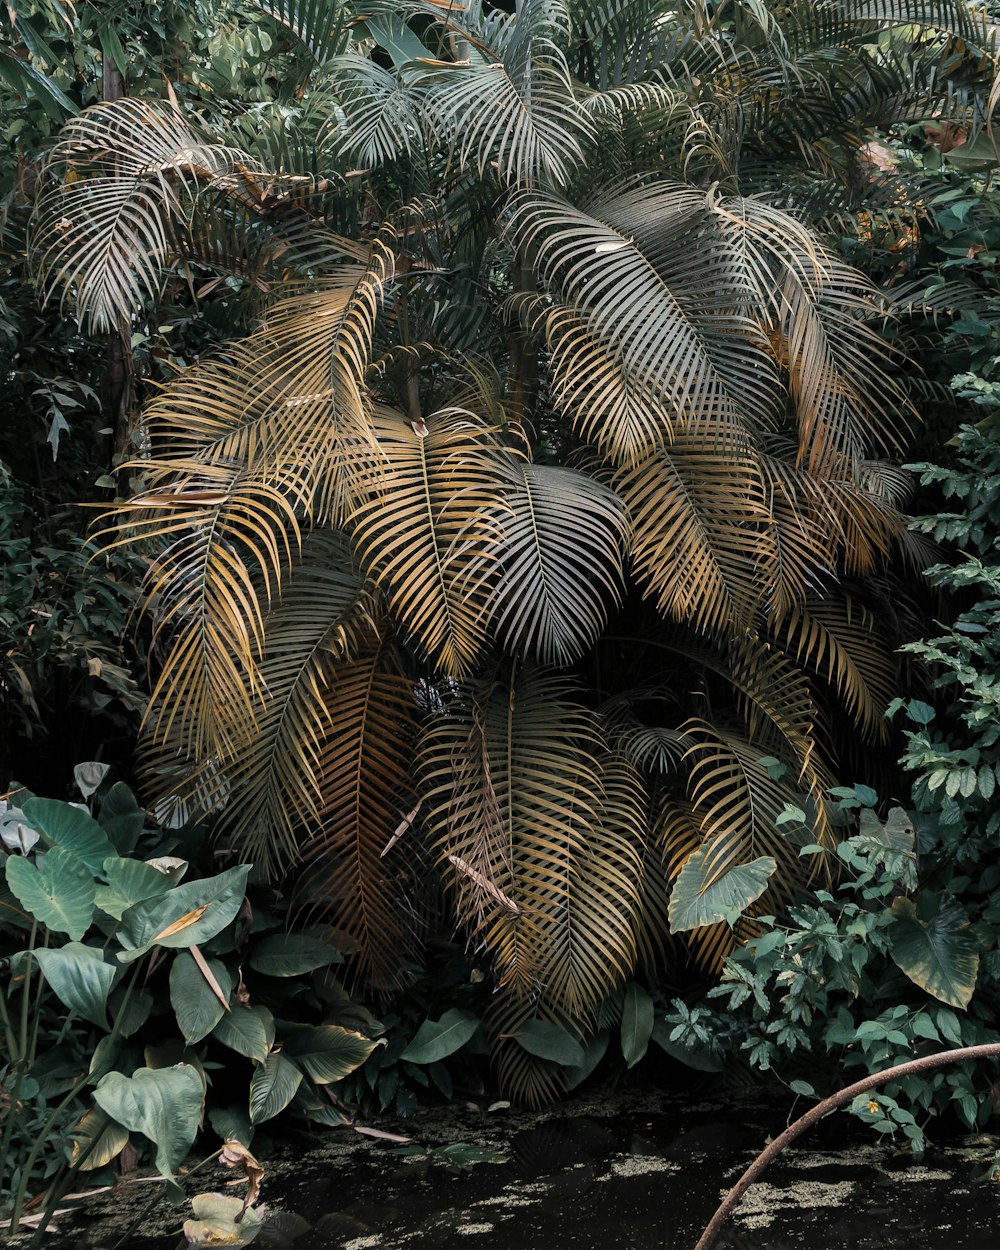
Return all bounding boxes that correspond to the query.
[0,768,380,1237]
[23,0,1000,1101]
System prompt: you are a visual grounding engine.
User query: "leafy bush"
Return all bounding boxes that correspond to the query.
[0,768,381,1235]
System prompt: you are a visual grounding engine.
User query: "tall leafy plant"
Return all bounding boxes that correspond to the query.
[24,0,1000,1100]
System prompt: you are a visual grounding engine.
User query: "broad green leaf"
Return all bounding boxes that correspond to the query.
[170,952,233,1044]
[400,1009,479,1064]
[95,857,172,921]
[890,896,980,1010]
[22,797,116,874]
[208,1105,254,1148]
[94,1065,204,1177]
[668,850,776,933]
[249,1052,302,1124]
[71,1107,130,1170]
[513,1019,585,1067]
[565,1030,610,1090]
[98,782,145,855]
[247,934,342,977]
[117,865,250,962]
[6,849,96,939]
[620,982,655,1069]
[212,1005,274,1063]
[283,1025,380,1084]
[32,942,117,1029]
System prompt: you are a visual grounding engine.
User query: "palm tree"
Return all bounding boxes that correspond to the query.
[28,0,998,1100]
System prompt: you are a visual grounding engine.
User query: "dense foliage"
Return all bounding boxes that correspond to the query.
[3,0,1000,1145]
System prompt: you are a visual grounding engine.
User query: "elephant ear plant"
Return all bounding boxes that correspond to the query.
[0,768,381,1239]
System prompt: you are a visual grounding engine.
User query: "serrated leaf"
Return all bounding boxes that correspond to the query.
[283,1025,380,1083]
[890,895,980,1009]
[249,1052,302,1124]
[668,849,776,933]
[247,934,342,977]
[32,942,117,1028]
[6,849,96,939]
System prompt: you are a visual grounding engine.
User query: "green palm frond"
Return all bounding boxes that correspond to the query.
[773,593,896,743]
[514,187,775,463]
[324,56,424,166]
[296,647,420,985]
[489,462,629,665]
[347,406,510,677]
[252,0,355,65]
[30,98,269,332]
[421,0,593,186]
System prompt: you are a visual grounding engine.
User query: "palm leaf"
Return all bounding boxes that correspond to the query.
[30,98,268,332]
[296,647,420,984]
[614,426,772,635]
[251,0,354,65]
[418,667,645,1015]
[163,532,375,876]
[488,462,629,665]
[347,406,509,678]
[772,594,896,743]
[422,0,593,186]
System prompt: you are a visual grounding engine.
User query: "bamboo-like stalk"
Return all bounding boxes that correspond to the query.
[694,1042,1000,1250]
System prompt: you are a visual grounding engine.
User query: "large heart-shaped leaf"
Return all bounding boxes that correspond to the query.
[32,942,117,1028]
[116,865,250,962]
[6,848,96,940]
[668,849,776,933]
[283,1026,380,1084]
[98,782,146,855]
[400,1008,479,1064]
[94,1065,204,1177]
[22,797,116,874]
[890,895,980,1010]
[170,951,233,1044]
[95,857,172,921]
[249,1052,302,1124]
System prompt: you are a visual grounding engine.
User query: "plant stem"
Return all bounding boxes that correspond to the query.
[693,1041,1000,1250]
[0,923,37,1210]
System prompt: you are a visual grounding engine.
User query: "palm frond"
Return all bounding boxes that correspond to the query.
[773,594,895,743]
[418,667,644,1017]
[296,647,420,985]
[158,532,376,877]
[29,98,268,331]
[614,426,771,635]
[347,406,509,678]
[422,0,593,186]
[488,462,629,665]
[324,56,424,166]
[251,0,354,65]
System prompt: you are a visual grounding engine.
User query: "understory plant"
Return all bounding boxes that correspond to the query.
[0,767,381,1236]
